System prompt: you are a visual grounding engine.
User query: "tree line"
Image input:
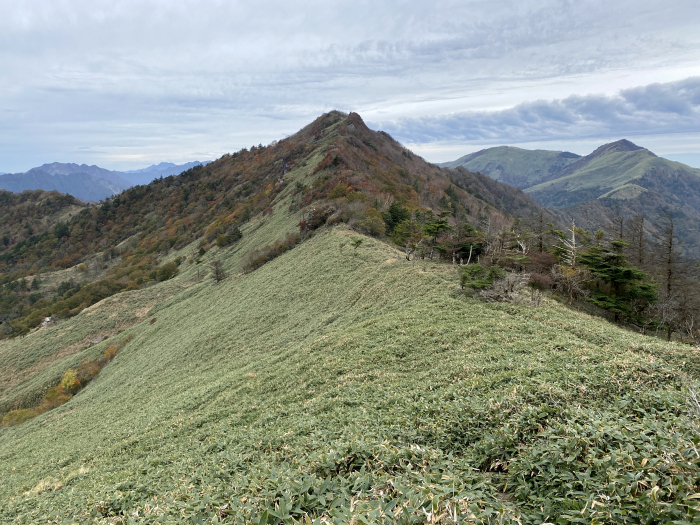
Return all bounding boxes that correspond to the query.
[352,200,699,345]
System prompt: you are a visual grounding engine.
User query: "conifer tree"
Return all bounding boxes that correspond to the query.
[578,240,657,322]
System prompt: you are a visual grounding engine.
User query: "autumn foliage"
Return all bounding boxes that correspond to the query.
[2,110,541,336]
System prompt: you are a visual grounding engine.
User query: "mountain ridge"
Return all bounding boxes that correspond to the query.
[1,115,700,521]
[444,140,700,256]
[0,161,210,202]
[0,111,548,338]
[439,145,582,189]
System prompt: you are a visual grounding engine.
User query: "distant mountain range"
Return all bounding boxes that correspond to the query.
[122,161,210,185]
[0,161,210,202]
[442,140,700,256]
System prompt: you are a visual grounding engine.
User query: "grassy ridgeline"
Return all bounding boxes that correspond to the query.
[1,226,700,523]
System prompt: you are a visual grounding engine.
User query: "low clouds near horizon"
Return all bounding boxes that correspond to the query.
[1,0,699,171]
[379,77,700,147]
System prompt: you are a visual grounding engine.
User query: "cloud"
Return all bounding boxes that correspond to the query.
[0,0,699,171]
[377,77,700,145]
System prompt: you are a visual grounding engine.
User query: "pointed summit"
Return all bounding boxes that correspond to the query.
[590,139,652,157]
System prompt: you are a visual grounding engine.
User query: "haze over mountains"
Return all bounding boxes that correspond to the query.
[0,161,210,202]
[443,139,700,256]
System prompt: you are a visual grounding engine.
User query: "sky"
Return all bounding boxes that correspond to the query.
[1,0,700,173]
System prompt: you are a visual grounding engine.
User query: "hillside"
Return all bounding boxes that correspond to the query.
[527,141,700,257]
[2,211,700,522]
[444,140,700,257]
[440,146,581,189]
[0,111,699,522]
[0,111,546,338]
[0,190,86,254]
[524,140,691,207]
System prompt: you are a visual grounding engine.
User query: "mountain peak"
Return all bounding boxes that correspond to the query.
[124,161,206,174]
[592,139,652,157]
[30,162,117,176]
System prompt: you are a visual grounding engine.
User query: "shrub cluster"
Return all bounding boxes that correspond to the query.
[216,225,242,248]
[0,335,133,428]
[242,234,300,273]
[460,264,506,290]
[153,262,179,281]
[3,278,126,336]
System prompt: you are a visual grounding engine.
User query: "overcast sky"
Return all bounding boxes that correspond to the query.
[1,0,699,173]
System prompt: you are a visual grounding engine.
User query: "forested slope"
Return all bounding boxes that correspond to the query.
[0,111,544,338]
[0,190,85,254]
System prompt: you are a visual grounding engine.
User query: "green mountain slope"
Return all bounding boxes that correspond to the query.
[0,110,547,414]
[526,140,700,256]
[524,140,699,207]
[2,114,700,522]
[439,146,581,188]
[444,140,700,257]
[1,158,700,522]
[0,111,545,338]
[2,224,700,522]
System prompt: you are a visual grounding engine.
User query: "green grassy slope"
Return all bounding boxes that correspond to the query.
[439,146,580,189]
[0,281,184,415]
[0,154,311,418]
[525,149,700,208]
[2,215,700,522]
[443,140,700,257]
[1,111,546,338]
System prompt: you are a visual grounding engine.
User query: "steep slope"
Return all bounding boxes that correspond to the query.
[297,112,544,225]
[526,141,700,256]
[440,146,581,188]
[2,220,700,522]
[524,140,695,208]
[0,111,546,337]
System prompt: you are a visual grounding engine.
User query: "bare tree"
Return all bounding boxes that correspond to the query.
[480,272,530,304]
[651,210,697,342]
[536,210,545,253]
[606,203,625,240]
[551,264,590,304]
[625,213,646,267]
[654,209,681,298]
[211,260,227,283]
[557,219,582,268]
